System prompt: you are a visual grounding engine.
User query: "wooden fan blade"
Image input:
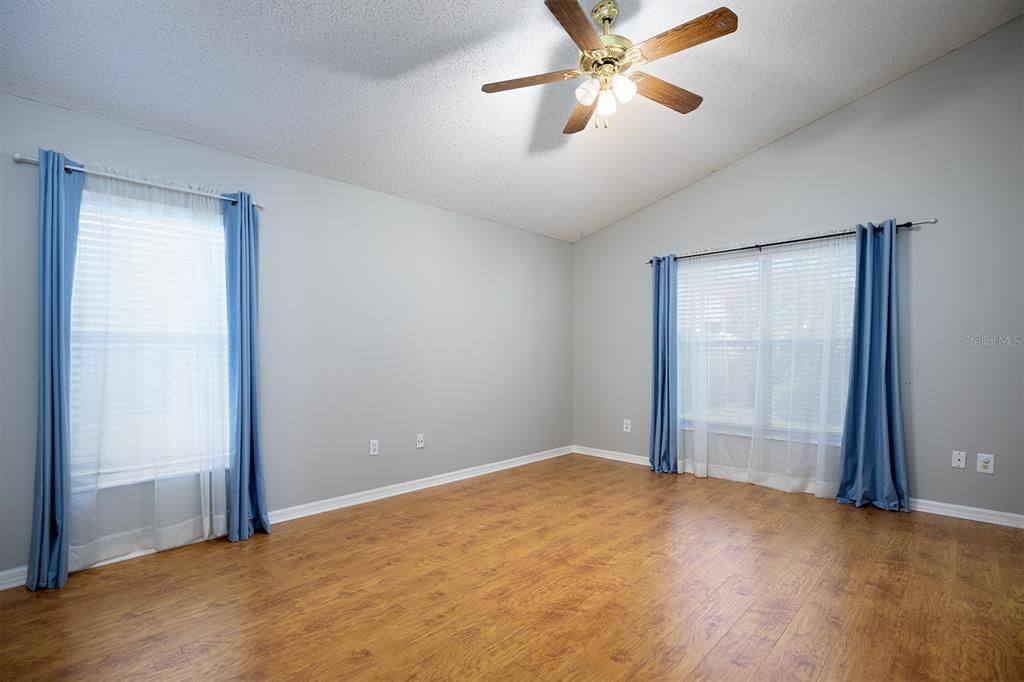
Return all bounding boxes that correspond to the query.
[632,7,737,64]
[482,69,578,93]
[563,99,598,134]
[545,0,604,52]
[632,72,703,114]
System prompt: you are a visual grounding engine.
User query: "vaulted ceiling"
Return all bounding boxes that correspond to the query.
[2,0,1021,241]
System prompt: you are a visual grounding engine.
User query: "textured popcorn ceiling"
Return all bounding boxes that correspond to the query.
[1,0,1021,241]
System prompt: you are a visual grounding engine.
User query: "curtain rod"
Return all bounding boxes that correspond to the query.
[11,153,264,210]
[645,219,936,265]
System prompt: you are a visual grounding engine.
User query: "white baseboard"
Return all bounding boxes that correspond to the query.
[0,565,26,591]
[268,445,574,524]
[571,445,1024,529]
[572,445,649,467]
[0,445,575,592]
[909,498,1024,528]
[4,444,1019,590]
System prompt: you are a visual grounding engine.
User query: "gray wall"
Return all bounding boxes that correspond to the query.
[0,93,574,571]
[573,19,1023,514]
[1,18,1021,572]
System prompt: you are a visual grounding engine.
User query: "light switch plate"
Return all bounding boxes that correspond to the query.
[951,450,966,469]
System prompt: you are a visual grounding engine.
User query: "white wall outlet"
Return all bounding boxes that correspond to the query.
[976,453,994,474]
[416,433,425,449]
[623,419,631,433]
[369,439,379,456]
[951,450,966,469]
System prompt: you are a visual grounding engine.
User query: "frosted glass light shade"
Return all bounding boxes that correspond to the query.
[611,73,637,103]
[574,77,601,106]
[596,89,617,116]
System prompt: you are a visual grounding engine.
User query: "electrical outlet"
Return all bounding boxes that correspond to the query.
[951,450,966,469]
[623,419,631,433]
[416,433,425,449]
[369,439,379,456]
[976,453,994,475]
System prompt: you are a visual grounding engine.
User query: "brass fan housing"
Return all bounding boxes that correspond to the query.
[577,0,633,77]
[578,32,634,77]
[591,0,619,26]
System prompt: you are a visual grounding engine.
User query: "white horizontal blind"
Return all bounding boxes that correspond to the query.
[762,240,855,436]
[678,250,761,429]
[70,184,229,489]
[678,236,855,442]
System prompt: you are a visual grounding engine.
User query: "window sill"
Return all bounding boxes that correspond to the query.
[71,465,229,492]
[678,419,843,447]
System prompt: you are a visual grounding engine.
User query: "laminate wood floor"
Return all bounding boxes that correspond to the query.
[1,454,1022,680]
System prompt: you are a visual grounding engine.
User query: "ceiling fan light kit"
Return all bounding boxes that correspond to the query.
[481,0,738,135]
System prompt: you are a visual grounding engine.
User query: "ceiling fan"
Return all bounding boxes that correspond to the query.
[481,0,737,133]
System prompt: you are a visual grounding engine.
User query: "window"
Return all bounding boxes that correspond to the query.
[69,181,229,489]
[677,236,855,444]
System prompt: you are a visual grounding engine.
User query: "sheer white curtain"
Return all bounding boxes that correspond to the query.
[68,164,229,571]
[677,235,855,498]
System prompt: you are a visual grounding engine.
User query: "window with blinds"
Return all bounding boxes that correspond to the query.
[69,186,229,489]
[677,236,856,442]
